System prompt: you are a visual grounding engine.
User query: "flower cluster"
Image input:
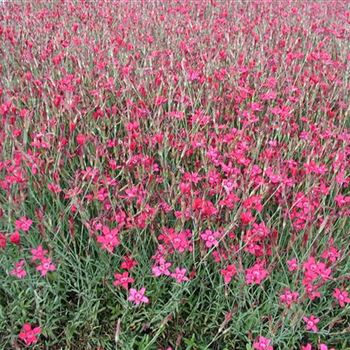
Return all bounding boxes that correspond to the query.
[0,0,349,349]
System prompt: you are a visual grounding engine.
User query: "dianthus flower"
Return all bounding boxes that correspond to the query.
[253,336,273,350]
[128,288,149,305]
[18,323,41,346]
[245,263,269,285]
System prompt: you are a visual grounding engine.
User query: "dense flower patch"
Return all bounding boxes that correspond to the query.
[0,0,350,349]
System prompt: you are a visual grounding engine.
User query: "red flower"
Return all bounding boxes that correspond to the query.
[0,233,6,248]
[221,264,237,284]
[10,231,21,245]
[76,134,87,146]
[120,255,138,270]
[113,271,134,289]
[240,211,255,225]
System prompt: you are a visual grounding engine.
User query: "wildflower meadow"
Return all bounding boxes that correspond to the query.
[0,1,350,349]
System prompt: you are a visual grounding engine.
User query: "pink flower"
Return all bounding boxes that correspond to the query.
[15,217,33,232]
[164,229,192,253]
[245,263,269,285]
[96,226,120,253]
[303,257,331,281]
[30,245,48,261]
[128,288,149,305]
[279,289,299,307]
[158,228,193,253]
[152,257,172,277]
[18,323,41,346]
[171,267,189,283]
[321,245,340,263]
[303,315,320,332]
[287,258,298,272]
[200,229,220,248]
[240,211,255,225]
[243,195,263,212]
[253,336,273,350]
[301,344,312,350]
[113,271,134,289]
[221,264,237,284]
[76,133,87,145]
[48,182,62,194]
[222,179,237,194]
[36,257,56,276]
[10,260,27,279]
[320,344,335,350]
[304,283,321,301]
[333,288,350,307]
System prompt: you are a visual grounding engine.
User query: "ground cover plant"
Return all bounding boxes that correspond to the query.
[0,0,350,349]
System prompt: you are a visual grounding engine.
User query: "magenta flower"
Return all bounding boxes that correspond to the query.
[113,271,134,289]
[18,323,41,346]
[120,255,138,270]
[0,233,6,249]
[47,182,62,194]
[96,225,120,253]
[321,245,340,263]
[128,288,149,305]
[76,133,87,145]
[245,263,269,285]
[333,288,350,307]
[279,289,299,307]
[10,260,27,279]
[221,264,237,284]
[287,258,298,272]
[200,229,220,248]
[30,245,48,262]
[303,315,320,332]
[253,336,273,350]
[301,344,312,350]
[36,257,56,276]
[15,216,33,232]
[303,257,331,281]
[152,257,172,277]
[168,229,192,253]
[10,231,21,245]
[171,267,189,283]
[304,283,321,301]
